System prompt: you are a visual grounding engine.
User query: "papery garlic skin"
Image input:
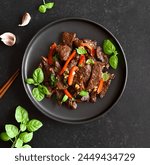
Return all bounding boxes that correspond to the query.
[18,12,31,27]
[0,32,16,46]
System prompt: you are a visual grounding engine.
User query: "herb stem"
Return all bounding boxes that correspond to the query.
[11,130,21,148]
[43,0,46,4]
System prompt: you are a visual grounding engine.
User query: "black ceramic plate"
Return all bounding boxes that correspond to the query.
[22,18,127,124]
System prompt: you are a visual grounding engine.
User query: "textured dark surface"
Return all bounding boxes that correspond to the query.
[0,0,150,147]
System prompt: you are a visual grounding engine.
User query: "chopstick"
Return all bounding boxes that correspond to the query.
[0,69,19,99]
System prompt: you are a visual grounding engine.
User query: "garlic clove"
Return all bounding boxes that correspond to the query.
[0,32,16,46]
[18,12,31,27]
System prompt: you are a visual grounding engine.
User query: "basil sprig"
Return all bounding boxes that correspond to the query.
[0,106,43,148]
[38,1,54,14]
[103,39,118,69]
[26,68,50,102]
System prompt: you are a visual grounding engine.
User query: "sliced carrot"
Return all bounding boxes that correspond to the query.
[97,79,104,94]
[78,55,85,67]
[68,66,78,86]
[48,42,57,65]
[59,50,76,75]
[63,89,73,99]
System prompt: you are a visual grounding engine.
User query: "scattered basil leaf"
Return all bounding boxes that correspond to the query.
[22,144,32,148]
[44,2,54,9]
[61,95,68,103]
[15,138,23,148]
[50,74,57,87]
[109,55,118,69]
[102,72,110,81]
[5,124,19,138]
[0,132,10,141]
[86,59,95,65]
[103,39,116,55]
[15,106,29,124]
[27,119,43,132]
[38,85,50,95]
[33,68,44,84]
[79,90,89,97]
[32,87,45,101]
[38,5,47,13]
[76,47,87,54]
[19,132,33,143]
[20,124,26,132]
[25,78,35,85]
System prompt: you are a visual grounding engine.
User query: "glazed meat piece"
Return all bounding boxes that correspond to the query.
[68,56,80,70]
[87,62,102,91]
[74,38,83,47]
[83,39,97,49]
[62,32,76,47]
[73,64,92,88]
[96,46,108,64]
[41,57,51,82]
[90,91,97,103]
[100,74,115,98]
[67,99,77,109]
[56,44,71,61]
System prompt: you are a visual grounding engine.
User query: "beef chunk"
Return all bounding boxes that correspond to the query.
[87,62,102,91]
[73,64,92,89]
[56,44,71,61]
[96,46,108,64]
[74,38,83,47]
[54,60,61,73]
[100,74,115,98]
[62,32,76,47]
[68,55,80,70]
[83,39,97,49]
[41,57,51,82]
[67,99,77,109]
[90,91,97,103]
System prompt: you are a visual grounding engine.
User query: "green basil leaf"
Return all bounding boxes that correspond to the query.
[53,54,59,61]
[86,59,95,65]
[22,144,32,148]
[25,78,35,85]
[103,39,116,55]
[5,124,19,138]
[0,132,10,141]
[50,74,57,87]
[102,72,110,81]
[19,132,33,143]
[15,138,23,148]
[44,2,54,9]
[32,88,45,101]
[79,90,89,97]
[109,55,118,69]
[76,47,87,54]
[38,5,47,13]
[61,95,68,103]
[33,68,44,84]
[20,124,27,132]
[15,106,29,124]
[38,85,50,95]
[27,119,43,132]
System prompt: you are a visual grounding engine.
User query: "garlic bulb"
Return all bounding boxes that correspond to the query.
[18,12,31,27]
[0,32,16,46]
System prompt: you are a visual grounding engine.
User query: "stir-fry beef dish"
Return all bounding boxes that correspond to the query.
[36,32,115,109]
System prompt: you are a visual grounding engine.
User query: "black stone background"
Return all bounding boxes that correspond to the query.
[0,0,150,148]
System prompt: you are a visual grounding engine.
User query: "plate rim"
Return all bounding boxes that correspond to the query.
[22,17,128,124]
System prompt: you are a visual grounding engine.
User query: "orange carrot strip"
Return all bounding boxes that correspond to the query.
[59,50,76,75]
[63,89,73,99]
[97,79,104,94]
[48,42,57,65]
[78,55,85,67]
[68,66,78,86]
